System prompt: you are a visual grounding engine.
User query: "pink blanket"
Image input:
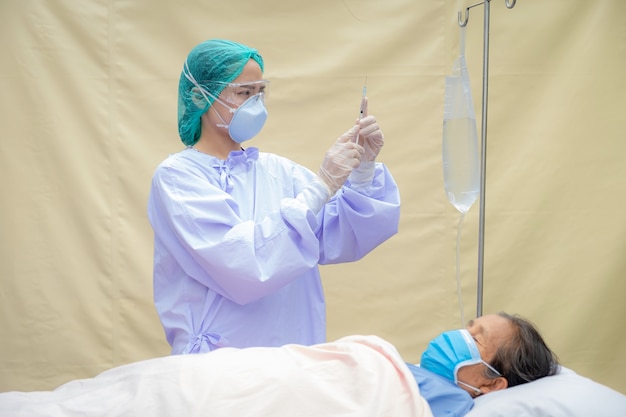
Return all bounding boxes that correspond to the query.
[0,335,433,417]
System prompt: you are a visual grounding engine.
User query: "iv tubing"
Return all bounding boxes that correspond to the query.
[456,212,467,327]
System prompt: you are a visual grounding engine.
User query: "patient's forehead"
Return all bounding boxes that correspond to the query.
[468,314,514,359]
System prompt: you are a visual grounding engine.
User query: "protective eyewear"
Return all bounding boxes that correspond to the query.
[201,80,270,105]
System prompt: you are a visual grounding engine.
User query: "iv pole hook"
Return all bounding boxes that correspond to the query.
[458,1,516,27]
[458,8,470,27]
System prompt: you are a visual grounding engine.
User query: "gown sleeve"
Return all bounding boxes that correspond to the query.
[317,161,401,263]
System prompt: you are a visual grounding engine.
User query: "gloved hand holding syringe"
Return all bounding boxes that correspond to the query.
[353,77,384,163]
[314,76,385,201]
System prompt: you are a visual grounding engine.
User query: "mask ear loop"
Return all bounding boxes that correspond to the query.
[458,358,503,397]
[207,94,233,129]
[457,380,483,396]
[182,61,237,129]
[482,360,502,377]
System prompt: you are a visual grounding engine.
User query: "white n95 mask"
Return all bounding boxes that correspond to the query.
[219,93,268,143]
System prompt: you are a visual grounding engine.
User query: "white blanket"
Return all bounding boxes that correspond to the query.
[0,335,433,417]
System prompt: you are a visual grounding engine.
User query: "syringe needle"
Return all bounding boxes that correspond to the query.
[356,76,367,145]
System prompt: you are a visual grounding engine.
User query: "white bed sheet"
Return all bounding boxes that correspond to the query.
[0,335,433,417]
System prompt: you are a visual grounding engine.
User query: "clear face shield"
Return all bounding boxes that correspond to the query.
[207,80,270,107]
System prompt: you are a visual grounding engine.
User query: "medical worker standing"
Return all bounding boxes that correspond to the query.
[147,39,400,354]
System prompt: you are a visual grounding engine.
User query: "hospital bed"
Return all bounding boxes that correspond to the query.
[1,334,624,417]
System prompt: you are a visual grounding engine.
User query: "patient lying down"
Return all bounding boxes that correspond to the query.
[0,312,558,417]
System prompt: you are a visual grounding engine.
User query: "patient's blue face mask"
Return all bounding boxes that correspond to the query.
[420,329,502,395]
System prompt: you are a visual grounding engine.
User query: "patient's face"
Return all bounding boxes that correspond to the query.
[457,314,514,396]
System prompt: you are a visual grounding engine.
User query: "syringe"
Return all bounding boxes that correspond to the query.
[355,77,367,145]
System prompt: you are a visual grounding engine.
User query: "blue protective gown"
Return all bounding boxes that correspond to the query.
[147,147,400,354]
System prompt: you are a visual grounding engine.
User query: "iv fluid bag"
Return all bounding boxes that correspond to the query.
[443,116,479,213]
[442,47,480,214]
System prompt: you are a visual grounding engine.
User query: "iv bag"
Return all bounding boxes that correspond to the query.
[442,27,480,214]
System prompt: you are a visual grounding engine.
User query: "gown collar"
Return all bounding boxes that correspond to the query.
[186,146,259,192]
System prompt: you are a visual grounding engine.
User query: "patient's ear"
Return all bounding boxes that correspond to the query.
[482,377,509,393]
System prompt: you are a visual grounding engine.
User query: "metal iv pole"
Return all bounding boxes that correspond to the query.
[457,0,517,317]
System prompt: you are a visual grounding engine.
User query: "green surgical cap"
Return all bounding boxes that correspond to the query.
[178,39,264,146]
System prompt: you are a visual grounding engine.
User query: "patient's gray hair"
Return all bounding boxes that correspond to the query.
[486,312,559,387]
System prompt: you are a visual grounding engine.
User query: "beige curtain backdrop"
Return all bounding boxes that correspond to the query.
[1,0,624,394]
